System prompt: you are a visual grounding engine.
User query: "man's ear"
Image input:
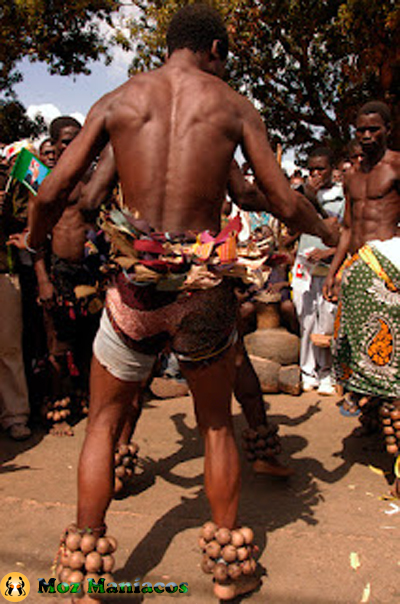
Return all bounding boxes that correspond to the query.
[210,39,221,60]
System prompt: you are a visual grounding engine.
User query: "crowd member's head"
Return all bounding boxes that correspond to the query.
[347,139,364,170]
[356,101,391,156]
[39,138,56,169]
[50,116,82,159]
[166,4,229,78]
[307,146,334,188]
[332,158,352,183]
[290,171,304,191]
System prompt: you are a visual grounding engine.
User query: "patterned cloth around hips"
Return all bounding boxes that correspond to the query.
[333,243,400,398]
[99,208,269,292]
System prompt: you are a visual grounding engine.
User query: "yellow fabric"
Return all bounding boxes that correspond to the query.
[358,245,397,292]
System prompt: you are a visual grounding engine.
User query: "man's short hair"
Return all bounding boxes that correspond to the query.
[50,116,82,144]
[167,4,229,60]
[357,101,391,127]
[308,146,334,166]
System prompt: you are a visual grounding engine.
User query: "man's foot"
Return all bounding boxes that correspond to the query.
[253,458,295,478]
[390,478,400,499]
[8,423,31,441]
[339,393,361,417]
[49,421,74,436]
[302,377,318,392]
[317,376,336,396]
[213,575,261,600]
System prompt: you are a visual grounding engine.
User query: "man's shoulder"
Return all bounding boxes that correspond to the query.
[383,149,400,173]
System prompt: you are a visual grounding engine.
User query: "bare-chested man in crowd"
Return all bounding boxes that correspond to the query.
[324,101,400,495]
[34,117,101,435]
[29,6,339,599]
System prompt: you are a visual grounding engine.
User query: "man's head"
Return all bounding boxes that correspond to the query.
[356,101,391,155]
[347,138,364,169]
[50,116,81,159]
[166,4,229,76]
[39,138,56,168]
[307,147,334,187]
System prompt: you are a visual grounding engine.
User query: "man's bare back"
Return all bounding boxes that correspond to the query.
[107,59,244,233]
[345,148,399,253]
[31,50,336,249]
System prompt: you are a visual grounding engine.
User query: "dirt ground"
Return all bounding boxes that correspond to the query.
[0,390,399,603]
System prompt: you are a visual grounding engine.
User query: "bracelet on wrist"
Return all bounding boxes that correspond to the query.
[24,230,37,254]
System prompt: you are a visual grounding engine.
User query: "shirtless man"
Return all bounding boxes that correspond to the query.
[323,101,400,493]
[29,6,338,599]
[34,117,100,435]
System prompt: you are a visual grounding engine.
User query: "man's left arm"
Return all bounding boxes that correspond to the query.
[227,160,272,211]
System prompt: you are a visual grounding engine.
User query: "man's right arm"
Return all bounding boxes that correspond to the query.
[239,100,339,247]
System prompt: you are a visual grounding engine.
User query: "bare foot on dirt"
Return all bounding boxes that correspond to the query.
[253,458,295,478]
[213,575,261,600]
[50,421,74,436]
[390,477,400,499]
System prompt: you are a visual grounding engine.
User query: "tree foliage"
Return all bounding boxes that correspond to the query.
[122,0,399,156]
[0,0,120,96]
[0,100,46,144]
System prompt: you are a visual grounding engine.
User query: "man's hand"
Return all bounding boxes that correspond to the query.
[38,280,55,306]
[307,248,332,264]
[7,230,28,250]
[323,273,341,302]
[320,216,340,247]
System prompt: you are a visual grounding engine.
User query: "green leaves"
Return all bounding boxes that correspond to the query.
[0,0,119,95]
[122,0,398,156]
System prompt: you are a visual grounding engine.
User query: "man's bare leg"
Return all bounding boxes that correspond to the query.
[77,356,141,529]
[180,347,260,599]
[235,342,294,477]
